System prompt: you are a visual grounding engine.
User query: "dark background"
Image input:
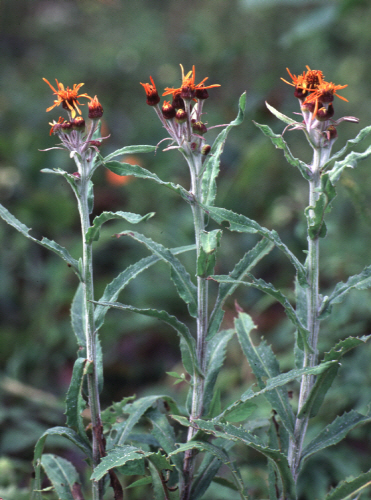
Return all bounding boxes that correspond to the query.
[1,0,371,498]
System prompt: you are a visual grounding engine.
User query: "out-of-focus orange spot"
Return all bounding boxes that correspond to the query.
[105,155,142,186]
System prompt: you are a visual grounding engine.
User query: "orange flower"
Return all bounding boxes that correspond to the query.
[303,81,348,117]
[281,66,324,99]
[163,64,220,100]
[88,95,104,119]
[140,76,160,106]
[43,78,91,118]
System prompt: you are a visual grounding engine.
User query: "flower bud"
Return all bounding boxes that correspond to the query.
[88,96,104,119]
[72,116,86,130]
[89,140,102,148]
[195,85,209,100]
[201,144,211,155]
[325,125,337,140]
[316,103,334,122]
[172,93,185,110]
[180,85,195,100]
[301,100,316,113]
[294,87,308,100]
[191,120,207,135]
[162,100,176,120]
[175,109,187,124]
[61,121,73,133]
[140,77,160,106]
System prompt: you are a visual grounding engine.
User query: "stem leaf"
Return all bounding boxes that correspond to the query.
[65,358,89,443]
[40,454,81,500]
[265,101,301,126]
[202,205,307,287]
[322,125,371,171]
[71,283,85,350]
[323,469,371,500]
[305,173,336,239]
[102,144,157,162]
[197,229,222,277]
[201,92,246,206]
[328,143,371,184]
[86,210,155,244]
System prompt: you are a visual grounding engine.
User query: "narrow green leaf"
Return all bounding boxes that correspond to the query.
[322,125,371,171]
[0,203,81,280]
[126,476,152,489]
[298,335,371,418]
[320,265,371,319]
[93,301,199,376]
[197,229,222,277]
[254,120,312,180]
[328,144,371,184]
[116,231,197,318]
[323,469,371,500]
[223,401,257,423]
[71,283,85,350]
[91,445,154,480]
[65,358,88,443]
[212,477,238,491]
[202,205,307,286]
[102,160,192,203]
[147,460,167,500]
[305,173,336,239]
[302,410,371,466]
[208,237,274,339]
[87,180,94,214]
[203,329,235,417]
[94,244,195,331]
[265,101,300,126]
[40,454,81,500]
[86,210,155,244]
[103,144,157,162]
[201,92,246,206]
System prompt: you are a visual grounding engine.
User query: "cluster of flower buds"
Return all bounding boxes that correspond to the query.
[282,66,358,149]
[140,65,220,158]
[43,78,104,167]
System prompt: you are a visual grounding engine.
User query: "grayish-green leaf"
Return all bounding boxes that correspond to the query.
[103,144,157,162]
[0,203,81,280]
[71,283,85,350]
[203,205,307,286]
[86,210,155,244]
[328,144,371,184]
[323,469,371,500]
[305,173,336,239]
[208,237,274,339]
[265,101,300,126]
[94,244,195,331]
[197,229,222,277]
[87,180,94,214]
[147,460,166,500]
[322,125,371,171]
[91,445,154,480]
[40,454,80,500]
[65,358,88,443]
[201,93,246,206]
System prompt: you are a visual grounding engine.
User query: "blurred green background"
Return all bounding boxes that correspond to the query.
[1,0,371,498]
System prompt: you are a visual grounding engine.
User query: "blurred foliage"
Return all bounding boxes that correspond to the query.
[1,0,371,498]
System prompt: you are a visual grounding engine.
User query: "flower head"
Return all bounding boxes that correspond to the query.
[163,64,220,100]
[303,81,348,117]
[140,76,160,106]
[43,78,91,118]
[281,66,324,100]
[88,95,104,119]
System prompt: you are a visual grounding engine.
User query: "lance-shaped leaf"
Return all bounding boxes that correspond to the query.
[0,203,81,280]
[40,454,82,500]
[298,335,371,419]
[173,418,296,500]
[71,283,85,350]
[201,92,246,206]
[203,329,235,417]
[265,101,301,126]
[102,159,192,203]
[146,452,176,500]
[214,275,310,352]
[86,210,155,244]
[322,125,371,171]
[116,231,197,317]
[208,237,274,339]
[202,205,307,286]
[169,441,248,500]
[328,144,371,184]
[41,168,80,198]
[93,301,199,376]
[94,244,195,331]
[102,144,157,162]
[320,265,371,319]
[301,409,371,468]
[323,468,371,500]
[254,120,312,181]
[65,358,89,444]
[197,229,222,278]
[305,172,336,239]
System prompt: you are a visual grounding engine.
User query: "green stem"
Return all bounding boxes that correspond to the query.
[288,148,321,483]
[77,169,104,500]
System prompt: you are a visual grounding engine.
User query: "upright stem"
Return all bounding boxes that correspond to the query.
[77,168,103,500]
[288,148,321,482]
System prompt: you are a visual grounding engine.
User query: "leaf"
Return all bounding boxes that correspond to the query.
[103,144,157,162]
[203,329,235,417]
[40,454,81,500]
[301,410,371,467]
[322,125,371,171]
[202,205,307,286]
[320,265,371,319]
[126,476,153,489]
[298,335,371,419]
[94,301,199,376]
[94,244,195,331]
[102,159,192,203]
[201,92,246,206]
[147,459,167,500]
[265,101,301,126]
[85,211,155,244]
[254,120,312,180]
[323,469,371,500]
[208,237,274,339]
[71,284,85,350]
[65,358,89,443]
[169,441,248,500]
[116,231,197,317]
[197,229,222,277]
[33,427,92,465]
[0,203,81,280]
[223,401,257,423]
[87,180,94,214]
[91,445,155,480]
[328,144,371,184]
[214,275,310,352]
[305,173,336,239]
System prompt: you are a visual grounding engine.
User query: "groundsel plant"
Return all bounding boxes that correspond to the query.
[0,65,371,500]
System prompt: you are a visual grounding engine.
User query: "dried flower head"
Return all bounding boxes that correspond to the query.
[43,78,91,118]
[88,95,104,119]
[140,76,161,106]
[163,64,220,100]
